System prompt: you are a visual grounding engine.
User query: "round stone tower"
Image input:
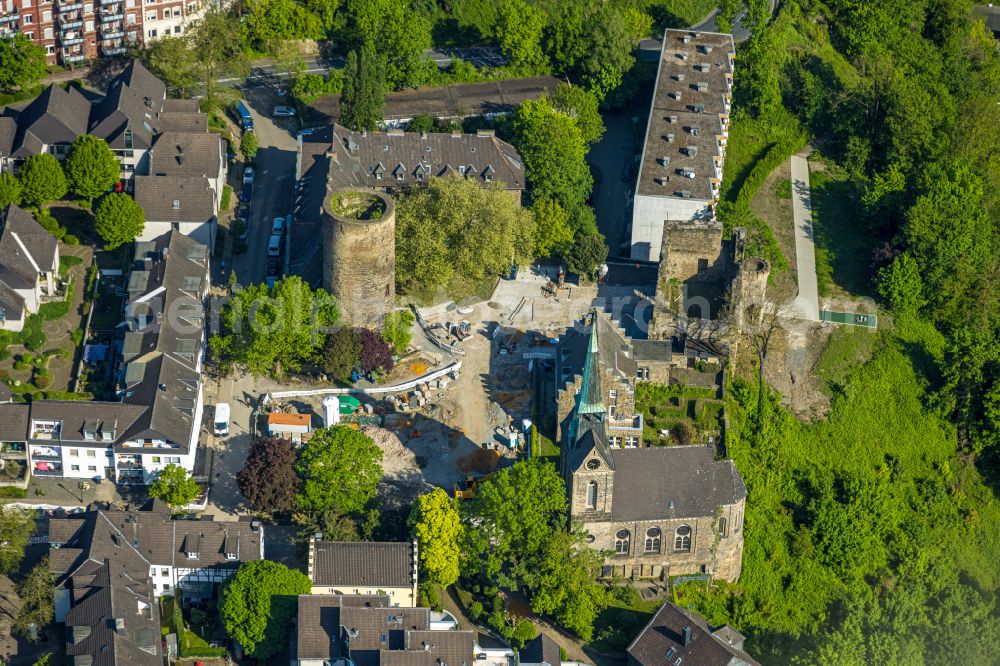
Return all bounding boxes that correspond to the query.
[322,188,396,328]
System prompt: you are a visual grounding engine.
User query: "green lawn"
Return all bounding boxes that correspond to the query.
[635,383,723,445]
[639,0,718,27]
[809,165,872,298]
[814,325,881,395]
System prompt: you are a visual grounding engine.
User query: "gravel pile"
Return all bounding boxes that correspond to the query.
[362,427,410,458]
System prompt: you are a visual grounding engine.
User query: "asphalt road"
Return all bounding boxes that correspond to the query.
[231,85,299,288]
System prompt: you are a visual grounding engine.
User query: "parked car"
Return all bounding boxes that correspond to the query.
[272,105,296,117]
[271,217,285,235]
[240,182,253,202]
[243,166,255,185]
[265,276,278,289]
[266,260,279,277]
[267,233,282,257]
[213,403,230,437]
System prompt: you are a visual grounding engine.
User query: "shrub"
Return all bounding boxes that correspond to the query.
[13,354,32,370]
[221,184,232,210]
[0,349,9,361]
[468,601,484,621]
[63,234,79,245]
[454,587,473,609]
[512,618,537,648]
[0,487,26,498]
[33,369,52,389]
[70,329,84,346]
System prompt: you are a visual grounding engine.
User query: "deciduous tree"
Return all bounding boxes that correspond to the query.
[876,253,925,314]
[237,437,299,514]
[409,488,464,587]
[64,136,120,201]
[0,172,22,207]
[321,326,361,381]
[531,198,574,258]
[563,230,607,279]
[523,530,606,641]
[14,557,54,640]
[219,560,310,659]
[550,83,605,145]
[395,177,534,292]
[241,131,258,159]
[211,276,339,377]
[0,35,47,92]
[148,464,200,509]
[94,192,144,249]
[188,8,250,105]
[340,43,384,131]
[496,0,547,70]
[0,506,34,574]
[357,327,393,373]
[295,426,383,518]
[18,154,67,207]
[344,0,431,89]
[380,310,414,355]
[142,36,198,96]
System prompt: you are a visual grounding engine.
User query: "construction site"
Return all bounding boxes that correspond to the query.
[255,266,599,506]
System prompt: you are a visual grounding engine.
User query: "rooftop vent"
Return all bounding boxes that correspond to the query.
[681,35,691,44]
[686,126,700,136]
[696,82,709,92]
[655,177,669,186]
[658,156,670,166]
[674,73,686,82]
[677,168,695,179]
[677,52,688,60]
[663,133,675,142]
[677,190,692,198]
[699,45,714,54]
[693,104,705,113]
[172,199,180,209]
[684,146,698,157]
[667,115,678,124]
[671,91,682,100]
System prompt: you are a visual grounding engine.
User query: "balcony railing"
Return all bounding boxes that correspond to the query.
[116,460,142,469]
[61,35,84,45]
[103,45,126,55]
[57,1,83,12]
[62,52,86,63]
[101,28,124,39]
[58,14,83,27]
[0,12,18,23]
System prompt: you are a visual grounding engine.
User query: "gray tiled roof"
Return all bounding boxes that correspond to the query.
[403,630,474,666]
[626,601,758,666]
[0,279,25,324]
[117,60,167,110]
[0,117,16,156]
[148,132,222,179]
[157,112,209,133]
[0,403,29,440]
[519,633,561,666]
[0,204,58,286]
[28,400,147,445]
[64,560,161,666]
[12,85,91,155]
[329,124,524,191]
[133,175,215,223]
[611,446,746,521]
[49,505,262,576]
[312,540,416,589]
[88,83,159,150]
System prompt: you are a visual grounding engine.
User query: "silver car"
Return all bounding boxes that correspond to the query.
[272,105,296,117]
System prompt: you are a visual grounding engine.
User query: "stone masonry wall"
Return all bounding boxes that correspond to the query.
[322,190,396,328]
[659,219,725,285]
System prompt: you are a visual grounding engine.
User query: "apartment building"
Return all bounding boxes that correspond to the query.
[0,231,209,485]
[630,30,735,262]
[0,0,208,66]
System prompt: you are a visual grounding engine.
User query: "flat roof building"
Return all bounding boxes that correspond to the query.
[630,30,735,262]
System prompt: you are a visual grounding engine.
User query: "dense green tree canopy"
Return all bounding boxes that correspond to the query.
[94,192,145,249]
[343,0,431,88]
[395,176,534,292]
[220,561,311,659]
[0,506,35,574]
[409,488,464,587]
[381,310,414,355]
[14,557,54,640]
[295,426,383,518]
[0,35,47,92]
[148,464,200,509]
[64,136,120,201]
[340,43,385,131]
[496,0,548,70]
[0,173,22,208]
[18,154,67,207]
[211,276,339,377]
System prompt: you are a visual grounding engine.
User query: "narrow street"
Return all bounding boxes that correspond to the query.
[790,154,819,321]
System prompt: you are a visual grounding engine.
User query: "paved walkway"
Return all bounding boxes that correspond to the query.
[789,155,820,321]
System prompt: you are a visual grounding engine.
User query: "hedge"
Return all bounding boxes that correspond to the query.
[0,487,27,498]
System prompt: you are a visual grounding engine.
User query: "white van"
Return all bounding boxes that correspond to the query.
[214,403,230,436]
[267,233,282,257]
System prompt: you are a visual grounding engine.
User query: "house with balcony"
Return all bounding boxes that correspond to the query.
[630,30,735,262]
[0,403,30,489]
[49,502,264,609]
[0,231,208,485]
[0,204,60,332]
[133,175,217,249]
[146,130,226,205]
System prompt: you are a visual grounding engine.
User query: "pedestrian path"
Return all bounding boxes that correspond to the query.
[790,155,820,321]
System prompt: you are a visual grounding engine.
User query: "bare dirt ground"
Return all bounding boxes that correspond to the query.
[763,319,834,421]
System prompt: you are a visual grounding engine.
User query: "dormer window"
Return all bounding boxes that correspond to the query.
[82,419,99,441]
[225,551,237,561]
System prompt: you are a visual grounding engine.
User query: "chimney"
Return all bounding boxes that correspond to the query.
[681,625,692,647]
[172,199,180,209]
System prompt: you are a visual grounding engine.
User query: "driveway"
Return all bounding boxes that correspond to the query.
[589,111,647,257]
[201,374,258,520]
[790,155,819,321]
[232,84,299,287]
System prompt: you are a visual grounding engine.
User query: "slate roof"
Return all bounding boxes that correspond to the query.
[519,633,561,666]
[611,446,746,521]
[328,124,524,191]
[0,203,58,283]
[88,82,159,150]
[157,112,209,134]
[27,400,147,445]
[632,339,675,361]
[626,601,758,666]
[133,175,215,223]
[117,60,167,109]
[0,402,29,440]
[636,30,735,202]
[148,132,223,179]
[64,560,161,666]
[11,85,91,156]
[49,505,262,576]
[0,280,26,322]
[0,116,17,156]
[296,595,471,666]
[312,540,416,589]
